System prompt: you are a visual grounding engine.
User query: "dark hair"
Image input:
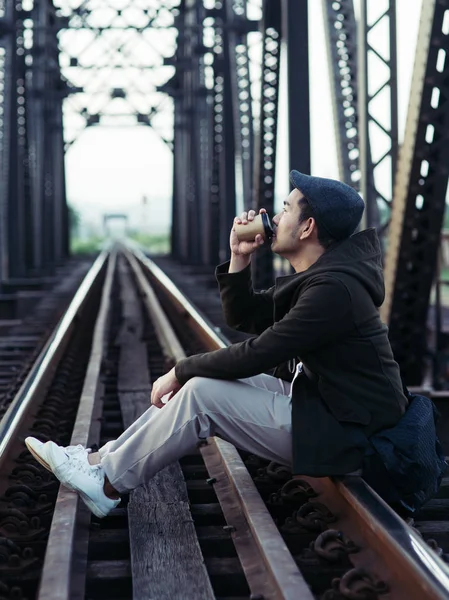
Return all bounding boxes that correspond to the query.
[298,197,335,249]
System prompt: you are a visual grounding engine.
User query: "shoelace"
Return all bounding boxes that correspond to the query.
[64,446,104,483]
[71,456,104,483]
[65,444,91,456]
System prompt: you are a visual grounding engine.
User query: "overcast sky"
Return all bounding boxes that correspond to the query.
[63,0,422,235]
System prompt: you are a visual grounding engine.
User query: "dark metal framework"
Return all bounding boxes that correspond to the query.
[358,0,398,232]
[252,0,282,288]
[170,0,259,266]
[54,1,177,149]
[2,0,447,391]
[252,0,310,289]
[170,0,311,288]
[168,1,201,264]
[382,0,449,385]
[0,0,68,284]
[227,0,254,215]
[323,0,398,233]
[322,0,360,189]
[1,0,311,284]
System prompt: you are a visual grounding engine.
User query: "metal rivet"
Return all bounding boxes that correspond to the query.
[206,477,217,485]
[223,525,236,533]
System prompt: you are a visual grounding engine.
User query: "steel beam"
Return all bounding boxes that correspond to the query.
[57,3,177,150]
[170,4,192,263]
[206,1,238,265]
[170,0,210,265]
[0,1,13,282]
[322,0,360,188]
[252,0,282,289]
[284,0,310,176]
[252,0,310,289]
[226,0,255,213]
[0,0,30,281]
[358,0,398,232]
[0,0,68,283]
[381,0,449,385]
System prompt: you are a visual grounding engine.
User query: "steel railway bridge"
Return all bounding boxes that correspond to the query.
[0,0,449,389]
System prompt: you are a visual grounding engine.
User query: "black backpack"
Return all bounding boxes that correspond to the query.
[355,391,447,514]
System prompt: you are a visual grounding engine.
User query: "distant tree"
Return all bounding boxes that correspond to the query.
[444,204,449,231]
[68,205,81,238]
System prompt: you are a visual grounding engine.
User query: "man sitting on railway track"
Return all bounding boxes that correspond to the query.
[25,171,445,519]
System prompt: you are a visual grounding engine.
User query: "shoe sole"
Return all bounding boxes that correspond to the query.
[25,439,52,472]
[78,491,111,518]
[25,438,116,518]
[26,439,77,492]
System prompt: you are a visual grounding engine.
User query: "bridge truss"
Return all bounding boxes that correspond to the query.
[0,0,449,386]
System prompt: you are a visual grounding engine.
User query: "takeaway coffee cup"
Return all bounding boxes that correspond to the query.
[234,213,274,243]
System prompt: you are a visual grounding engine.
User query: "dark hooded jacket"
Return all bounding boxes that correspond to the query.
[175,228,408,475]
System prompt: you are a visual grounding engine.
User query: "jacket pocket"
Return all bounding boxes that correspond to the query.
[318,379,371,426]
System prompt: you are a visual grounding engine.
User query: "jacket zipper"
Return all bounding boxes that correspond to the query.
[289,362,303,398]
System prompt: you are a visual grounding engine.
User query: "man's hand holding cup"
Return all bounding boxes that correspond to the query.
[230,209,273,256]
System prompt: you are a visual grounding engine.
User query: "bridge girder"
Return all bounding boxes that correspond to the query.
[382,0,449,385]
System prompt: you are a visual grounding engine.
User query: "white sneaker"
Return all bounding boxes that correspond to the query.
[25,437,120,518]
[25,437,90,474]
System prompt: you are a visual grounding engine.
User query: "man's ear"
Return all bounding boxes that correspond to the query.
[300,217,315,239]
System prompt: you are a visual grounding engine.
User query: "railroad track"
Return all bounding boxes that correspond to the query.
[0,258,93,422]
[1,247,449,599]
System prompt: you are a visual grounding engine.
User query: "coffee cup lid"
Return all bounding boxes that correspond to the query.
[261,213,274,239]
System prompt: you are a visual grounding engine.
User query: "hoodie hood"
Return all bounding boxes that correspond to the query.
[275,228,385,307]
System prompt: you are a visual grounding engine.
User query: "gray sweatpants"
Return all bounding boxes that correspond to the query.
[100,374,293,493]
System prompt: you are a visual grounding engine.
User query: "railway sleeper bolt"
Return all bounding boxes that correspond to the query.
[11,463,47,484]
[267,491,284,506]
[4,485,38,502]
[280,515,310,535]
[244,454,269,470]
[222,525,236,533]
[0,537,21,564]
[206,477,217,485]
[338,568,389,600]
[0,538,36,573]
[0,515,28,536]
[37,406,64,418]
[266,461,292,483]
[3,485,50,511]
[295,501,337,532]
[274,478,318,506]
[30,420,59,435]
[0,509,30,524]
[254,467,271,483]
[1,552,38,574]
[312,530,359,563]
[426,538,444,558]
[0,510,43,542]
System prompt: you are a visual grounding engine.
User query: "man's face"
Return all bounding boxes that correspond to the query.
[271,188,305,256]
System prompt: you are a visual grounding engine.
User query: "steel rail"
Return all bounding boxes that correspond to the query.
[131,247,449,599]
[127,247,310,600]
[38,250,117,600]
[340,477,449,598]
[128,245,227,351]
[0,251,109,471]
